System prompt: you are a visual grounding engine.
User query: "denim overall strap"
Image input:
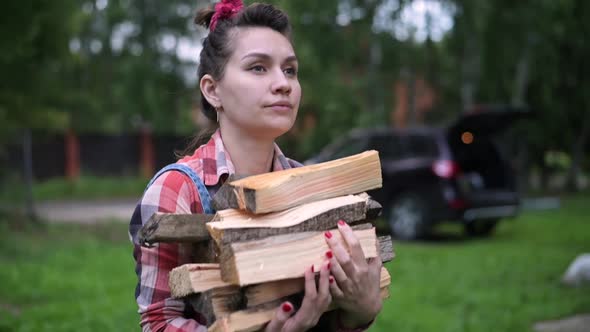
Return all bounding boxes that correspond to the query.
[145,164,214,214]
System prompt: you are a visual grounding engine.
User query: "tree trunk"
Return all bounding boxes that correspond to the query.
[565,112,590,192]
[22,130,38,222]
[65,128,80,180]
[460,30,480,110]
[512,34,533,107]
[515,140,530,194]
[140,126,155,179]
[540,163,550,191]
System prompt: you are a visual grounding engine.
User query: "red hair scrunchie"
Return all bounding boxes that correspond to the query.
[210,0,244,31]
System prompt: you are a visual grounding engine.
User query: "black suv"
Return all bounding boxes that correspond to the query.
[306,106,529,240]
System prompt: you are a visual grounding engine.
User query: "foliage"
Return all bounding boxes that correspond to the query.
[0,0,79,141]
[1,0,589,166]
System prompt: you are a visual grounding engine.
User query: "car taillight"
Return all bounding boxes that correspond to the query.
[449,199,468,210]
[432,160,461,179]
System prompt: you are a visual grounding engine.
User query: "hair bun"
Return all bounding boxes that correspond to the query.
[194,6,216,29]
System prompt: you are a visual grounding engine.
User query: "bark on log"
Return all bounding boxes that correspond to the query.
[137,212,213,246]
[208,194,381,245]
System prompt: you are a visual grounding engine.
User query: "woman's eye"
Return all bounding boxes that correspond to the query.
[284,67,298,76]
[250,65,266,73]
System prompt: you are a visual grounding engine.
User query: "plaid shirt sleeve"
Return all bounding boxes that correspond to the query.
[129,170,208,332]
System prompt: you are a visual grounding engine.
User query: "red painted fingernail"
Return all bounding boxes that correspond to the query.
[338,220,346,226]
[326,250,333,259]
[327,263,331,270]
[324,231,332,239]
[329,276,334,284]
[282,303,293,312]
[311,265,315,273]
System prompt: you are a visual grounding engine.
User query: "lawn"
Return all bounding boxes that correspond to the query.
[0,195,589,331]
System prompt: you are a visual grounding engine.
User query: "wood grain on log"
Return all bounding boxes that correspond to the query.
[169,264,231,298]
[207,194,376,245]
[207,283,391,332]
[219,151,382,214]
[245,267,391,307]
[219,226,378,286]
[168,236,393,299]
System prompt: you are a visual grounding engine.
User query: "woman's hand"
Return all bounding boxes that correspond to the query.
[265,261,332,332]
[324,220,383,328]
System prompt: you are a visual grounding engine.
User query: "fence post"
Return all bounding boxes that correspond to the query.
[23,129,38,222]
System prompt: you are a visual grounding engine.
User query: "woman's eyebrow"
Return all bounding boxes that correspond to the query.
[284,55,298,63]
[241,52,271,61]
[241,52,298,63]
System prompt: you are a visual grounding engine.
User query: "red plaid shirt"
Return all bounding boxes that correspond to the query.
[128,130,303,331]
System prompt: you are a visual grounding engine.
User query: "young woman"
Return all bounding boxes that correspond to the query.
[128,1,383,331]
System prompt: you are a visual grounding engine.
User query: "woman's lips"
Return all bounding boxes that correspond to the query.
[266,102,292,112]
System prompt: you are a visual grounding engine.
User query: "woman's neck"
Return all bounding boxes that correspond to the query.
[219,125,275,176]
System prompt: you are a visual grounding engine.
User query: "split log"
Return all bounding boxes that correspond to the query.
[245,267,391,307]
[219,225,378,286]
[212,174,247,211]
[208,282,391,332]
[208,300,281,332]
[214,151,382,214]
[186,286,244,326]
[378,235,395,262]
[169,264,232,298]
[207,194,382,245]
[169,236,393,298]
[137,195,381,246]
[137,212,213,246]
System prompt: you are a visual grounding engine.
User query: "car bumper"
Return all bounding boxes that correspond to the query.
[462,204,519,221]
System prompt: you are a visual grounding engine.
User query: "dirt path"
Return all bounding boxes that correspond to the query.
[35,198,138,223]
[534,314,590,332]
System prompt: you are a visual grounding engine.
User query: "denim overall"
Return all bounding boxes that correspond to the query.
[145,163,214,214]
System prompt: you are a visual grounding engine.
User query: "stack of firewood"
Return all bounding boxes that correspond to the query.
[138,150,395,331]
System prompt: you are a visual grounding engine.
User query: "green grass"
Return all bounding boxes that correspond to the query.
[0,221,137,331]
[374,194,590,332]
[0,195,589,331]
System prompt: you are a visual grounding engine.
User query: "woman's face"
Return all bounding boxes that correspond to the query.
[216,27,301,139]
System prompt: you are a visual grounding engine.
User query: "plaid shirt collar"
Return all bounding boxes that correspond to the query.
[183,129,296,187]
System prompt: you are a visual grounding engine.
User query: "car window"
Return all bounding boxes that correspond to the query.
[369,134,404,160]
[319,135,369,161]
[404,134,439,158]
[329,137,368,160]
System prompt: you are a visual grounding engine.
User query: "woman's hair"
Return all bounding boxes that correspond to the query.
[177,2,292,157]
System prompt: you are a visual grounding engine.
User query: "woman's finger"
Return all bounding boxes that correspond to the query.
[336,220,367,266]
[265,301,294,332]
[303,265,317,298]
[325,230,357,277]
[327,250,352,293]
[317,260,331,304]
[368,254,383,279]
[288,266,322,330]
[329,274,345,300]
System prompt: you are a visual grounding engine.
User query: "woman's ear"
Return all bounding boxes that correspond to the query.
[200,74,221,108]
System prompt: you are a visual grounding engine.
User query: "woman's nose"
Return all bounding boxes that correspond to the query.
[270,69,291,95]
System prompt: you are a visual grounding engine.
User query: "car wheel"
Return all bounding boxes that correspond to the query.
[464,219,499,237]
[388,193,430,240]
